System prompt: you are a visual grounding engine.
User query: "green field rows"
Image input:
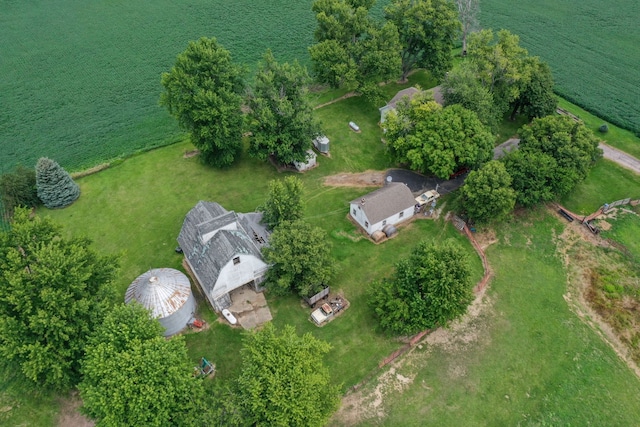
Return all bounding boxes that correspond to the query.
[481,0,640,136]
[0,0,319,173]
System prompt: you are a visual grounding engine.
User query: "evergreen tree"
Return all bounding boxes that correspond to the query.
[35,157,80,208]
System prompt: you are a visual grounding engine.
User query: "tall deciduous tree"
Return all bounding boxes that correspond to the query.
[466,29,529,116]
[502,150,557,207]
[455,0,480,55]
[309,0,402,101]
[80,303,204,427]
[247,50,320,165]
[160,37,246,167]
[385,99,493,178]
[0,208,117,389]
[262,220,335,298]
[260,176,305,230]
[236,323,341,426]
[35,157,80,209]
[518,115,602,196]
[369,239,473,335]
[460,160,516,223]
[441,63,501,129]
[385,0,460,81]
[511,57,557,120]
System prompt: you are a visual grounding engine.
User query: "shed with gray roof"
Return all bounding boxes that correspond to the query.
[349,183,416,236]
[177,201,269,311]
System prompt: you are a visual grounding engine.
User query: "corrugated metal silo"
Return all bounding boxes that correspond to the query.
[125,268,196,337]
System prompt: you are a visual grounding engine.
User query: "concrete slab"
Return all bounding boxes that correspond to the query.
[227,284,272,330]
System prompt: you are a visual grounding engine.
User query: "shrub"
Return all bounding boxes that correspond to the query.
[599,124,609,133]
[0,165,39,213]
[36,157,80,208]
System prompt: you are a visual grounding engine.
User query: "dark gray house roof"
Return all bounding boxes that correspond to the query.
[350,183,416,224]
[386,87,421,109]
[177,202,268,294]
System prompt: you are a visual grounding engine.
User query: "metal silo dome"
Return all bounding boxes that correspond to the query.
[125,268,196,336]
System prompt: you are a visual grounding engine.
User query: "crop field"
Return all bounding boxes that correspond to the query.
[0,0,320,173]
[481,0,640,136]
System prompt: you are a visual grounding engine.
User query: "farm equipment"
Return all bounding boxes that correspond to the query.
[194,357,216,378]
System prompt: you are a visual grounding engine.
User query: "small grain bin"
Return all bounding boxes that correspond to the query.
[313,136,330,154]
[125,268,196,337]
[382,224,397,238]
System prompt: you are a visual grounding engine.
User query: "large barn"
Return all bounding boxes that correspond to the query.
[349,183,416,236]
[177,201,270,311]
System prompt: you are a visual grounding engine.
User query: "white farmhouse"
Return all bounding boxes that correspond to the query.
[349,183,416,236]
[178,201,270,311]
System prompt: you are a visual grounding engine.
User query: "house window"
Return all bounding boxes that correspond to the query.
[352,208,357,216]
[365,221,369,228]
[399,211,404,218]
[382,220,387,226]
[233,256,240,265]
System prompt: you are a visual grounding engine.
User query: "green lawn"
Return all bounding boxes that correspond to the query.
[347,211,640,426]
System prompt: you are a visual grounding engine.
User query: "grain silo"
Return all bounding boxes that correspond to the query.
[125,268,196,337]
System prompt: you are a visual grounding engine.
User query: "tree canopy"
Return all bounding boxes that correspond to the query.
[236,323,341,426]
[440,64,500,129]
[309,0,402,101]
[260,176,305,230]
[385,98,494,178]
[443,29,556,124]
[36,157,80,209]
[262,220,334,298]
[502,149,557,207]
[385,0,460,81]
[369,239,473,335]
[160,37,246,167]
[0,208,117,389]
[517,115,602,196]
[247,50,320,165]
[79,303,204,427]
[0,165,39,214]
[460,160,516,224]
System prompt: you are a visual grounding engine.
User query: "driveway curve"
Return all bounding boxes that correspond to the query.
[384,138,640,196]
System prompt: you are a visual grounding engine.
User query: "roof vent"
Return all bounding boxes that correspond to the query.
[361,198,366,205]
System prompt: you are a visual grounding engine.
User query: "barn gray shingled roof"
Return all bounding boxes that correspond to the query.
[177,201,267,296]
[350,183,416,225]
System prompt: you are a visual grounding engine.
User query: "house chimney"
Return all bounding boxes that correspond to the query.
[361,198,365,205]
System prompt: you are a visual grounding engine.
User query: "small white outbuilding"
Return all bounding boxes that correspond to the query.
[125,268,196,337]
[294,149,317,172]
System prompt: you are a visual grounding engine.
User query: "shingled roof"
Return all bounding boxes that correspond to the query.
[177,202,268,295]
[350,183,416,224]
[386,87,421,109]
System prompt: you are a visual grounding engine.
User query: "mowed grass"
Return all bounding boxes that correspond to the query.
[481,0,640,136]
[11,90,478,424]
[0,0,319,173]
[351,211,640,426]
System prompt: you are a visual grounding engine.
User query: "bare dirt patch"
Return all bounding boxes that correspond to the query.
[323,170,386,188]
[57,392,94,427]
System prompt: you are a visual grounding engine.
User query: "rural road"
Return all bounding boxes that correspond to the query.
[599,142,640,174]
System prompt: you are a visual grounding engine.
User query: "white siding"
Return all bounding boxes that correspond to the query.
[350,203,414,236]
[349,202,370,233]
[211,254,267,300]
